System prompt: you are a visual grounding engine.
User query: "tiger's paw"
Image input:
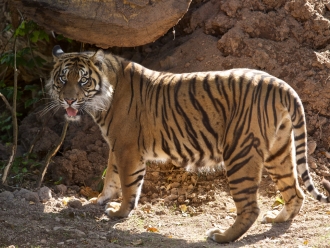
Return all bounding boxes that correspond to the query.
[89,194,109,205]
[105,202,130,218]
[206,227,228,243]
[261,210,280,224]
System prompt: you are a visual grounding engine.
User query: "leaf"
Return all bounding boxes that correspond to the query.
[146,227,159,233]
[303,240,308,245]
[54,177,63,185]
[80,186,99,198]
[179,204,187,213]
[229,208,236,213]
[30,30,40,43]
[272,196,285,207]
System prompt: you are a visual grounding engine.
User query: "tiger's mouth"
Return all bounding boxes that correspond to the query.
[65,107,80,120]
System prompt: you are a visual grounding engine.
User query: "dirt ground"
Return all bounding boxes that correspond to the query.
[0,164,330,247]
[1,0,330,247]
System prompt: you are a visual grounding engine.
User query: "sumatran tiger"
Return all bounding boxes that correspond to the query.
[46,45,330,243]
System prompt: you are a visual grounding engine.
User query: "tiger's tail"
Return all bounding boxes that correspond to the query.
[290,89,330,203]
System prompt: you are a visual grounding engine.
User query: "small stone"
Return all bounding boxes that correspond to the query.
[184,62,190,68]
[187,184,194,190]
[68,199,82,209]
[53,226,62,231]
[177,195,185,203]
[0,191,14,201]
[307,141,317,155]
[171,182,180,188]
[151,193,158,199]
[15,189,40,203]
[164,194,178,202]
[151,172,159,178]
[155,210,166,215]
[325,152,330,159]
[40,239,47,244]
[38,186,52,202]
[170,188,178,195]
[321,170,330,177]
[54,184,67,194]
[196,56,205,61]
[310,162,317,169]
[74,229,86,237]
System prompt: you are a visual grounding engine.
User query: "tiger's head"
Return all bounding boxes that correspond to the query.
[46,45,113,121]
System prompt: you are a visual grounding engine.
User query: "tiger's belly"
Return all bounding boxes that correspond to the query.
[143,148,225,172]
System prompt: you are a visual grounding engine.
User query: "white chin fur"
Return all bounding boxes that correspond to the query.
[65,114,81,121]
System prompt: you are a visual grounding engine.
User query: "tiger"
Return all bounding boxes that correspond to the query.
[46,45,330,243]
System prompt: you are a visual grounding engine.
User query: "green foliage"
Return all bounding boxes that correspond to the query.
[0,20,52,181]
[14,20,49,42]
[0,21,48,143]
[0,153,41,184]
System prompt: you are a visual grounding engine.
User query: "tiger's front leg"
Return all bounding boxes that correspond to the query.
[105,150,146,218]
[90,153,121,205]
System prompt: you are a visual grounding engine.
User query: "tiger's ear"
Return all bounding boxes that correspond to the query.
[91,49,105,71]
[52,45,64,60]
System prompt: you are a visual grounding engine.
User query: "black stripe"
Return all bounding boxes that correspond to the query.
[203,75,219,112]
[127,63,135,114]
[125,175,144,187]
[229,177,255,184]
[129,168,145,176]
[227,156,253,178]
[297,157,306,164]
[295,133,306,141]
[301,170,310,182]
[265,138,291,163]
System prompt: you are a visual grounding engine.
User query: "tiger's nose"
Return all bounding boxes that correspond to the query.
[64,98,77,105]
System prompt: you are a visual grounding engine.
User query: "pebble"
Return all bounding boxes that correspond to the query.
[68,199,83,209]
[184,62,190,68]
[54,184,67,194]
[74,229,86,237]
[38,186,52,202]
[0,191,14,201]
[40,239,47,244]
[325,152,330,159]
[14,188,40,203]
[308,141,317,155]
[53,226,62,231]
[164,194,178,202]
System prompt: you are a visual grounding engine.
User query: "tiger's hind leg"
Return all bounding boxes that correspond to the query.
[263,124,304,223]
[207,156,262,243]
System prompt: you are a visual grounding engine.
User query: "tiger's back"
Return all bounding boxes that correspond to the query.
[47,46,330,243]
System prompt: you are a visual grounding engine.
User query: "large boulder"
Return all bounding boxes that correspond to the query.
[10,0,192,48]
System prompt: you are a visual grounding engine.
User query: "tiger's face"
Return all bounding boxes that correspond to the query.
[47,46,112,121]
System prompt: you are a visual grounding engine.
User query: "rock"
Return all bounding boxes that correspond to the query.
[164,194,178,202]
[310,162,317,169]
[10,0,192,48]
[38,186,52,202]
[14,189,40,203]
[325,152,330,159]
[68,199,83,209]
[73,229,86,237]
[0,191,14,201]
[308,141,317,155]
[54,184,67,194]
